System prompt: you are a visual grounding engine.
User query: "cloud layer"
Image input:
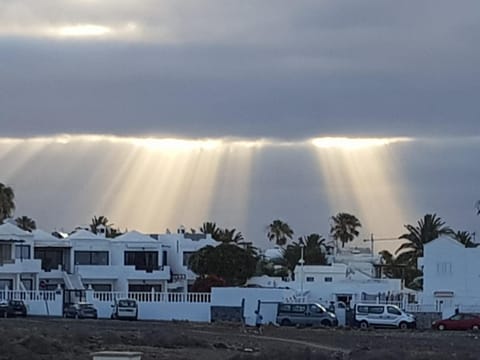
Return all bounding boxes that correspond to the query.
[1,1,479,139]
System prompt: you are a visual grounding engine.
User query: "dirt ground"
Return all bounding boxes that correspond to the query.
[0,317,479,360]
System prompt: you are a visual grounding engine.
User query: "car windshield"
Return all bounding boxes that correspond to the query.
[118,300,136,307]
[78,303,94,309]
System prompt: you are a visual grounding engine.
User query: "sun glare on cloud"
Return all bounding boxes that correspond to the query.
[56,24,112,37]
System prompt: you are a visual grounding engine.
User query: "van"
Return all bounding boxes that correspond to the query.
[277,303,338,327]
[111,299,138,320]
[354,304,415,329]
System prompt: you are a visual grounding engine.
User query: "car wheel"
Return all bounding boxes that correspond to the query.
[321,320,332,327]
[359,321,369,329]
[281,319,292,326]
[438,324,445,331]
[472,325,479,331]
[399,322,408,330]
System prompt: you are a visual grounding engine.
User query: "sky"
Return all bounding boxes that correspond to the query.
[0,1,479,251]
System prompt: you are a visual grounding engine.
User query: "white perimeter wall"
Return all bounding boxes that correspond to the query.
[211,287,294,326]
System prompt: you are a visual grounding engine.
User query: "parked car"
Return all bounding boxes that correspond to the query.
[111,299,138,320]
[277,303,338,327]
[0,300,27,317]
[433,313,480,331]
[354,304,416,329]
[63,303,98,319]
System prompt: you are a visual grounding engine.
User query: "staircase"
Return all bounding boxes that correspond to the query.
[62,272,85,290]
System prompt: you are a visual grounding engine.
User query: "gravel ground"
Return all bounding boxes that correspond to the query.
[0,317,479,359]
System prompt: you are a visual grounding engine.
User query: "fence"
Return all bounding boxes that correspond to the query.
[0,290,58,302]
[0,289,63,316]
[92,291,211,303]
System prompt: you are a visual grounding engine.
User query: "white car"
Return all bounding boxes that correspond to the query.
[354,304,416,329]
[111,299,138,320]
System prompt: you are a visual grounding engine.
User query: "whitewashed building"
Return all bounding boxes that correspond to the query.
[252,246,413,308]
[420,236,480,316]
[0,222,218,293]
[0,223,42,290]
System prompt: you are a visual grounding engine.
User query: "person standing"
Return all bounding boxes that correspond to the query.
[255,310,263,334]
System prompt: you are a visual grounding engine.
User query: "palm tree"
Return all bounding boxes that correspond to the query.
[217,228,244,244]
[282,234,328,275]
[452,230,476,248]
[330,212,362,248]
[379,250,422,290]
[267,219,294,247]
[89,215,121,238]
[395,213,452,266]
[199,222,221,241]
[15,216,37,232]
[0,183,15,222]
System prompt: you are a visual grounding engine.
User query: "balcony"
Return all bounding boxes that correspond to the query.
[76,265,171,281]
[0,259,42,273]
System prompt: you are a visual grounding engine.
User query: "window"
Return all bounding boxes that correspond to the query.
[436,262,453,275]
[324,277,333,282]
[306,276,314,282]
[0,279,13,290]
[279,304,292,312]
[74,251,109,265]
[310,305,324,314]
[124,251,158,271]
[20,278,33,290]
[357,306,369,314]
[90,284,112,292]
[368,306,385,314]
[15,245,31,260]
[183,251,194,267]
[35,248,66,271]
[387,306,402,315]
[291,305,306,313]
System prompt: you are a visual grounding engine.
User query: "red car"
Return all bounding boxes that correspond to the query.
[433,313,480,331]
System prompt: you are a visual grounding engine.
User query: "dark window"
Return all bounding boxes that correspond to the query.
[90,284,112,291]
[0,279,13,290]
[306,276,314,282]
[368,306,385,314]
[15,245,31,260]
[124,251,158,271]
[310,305,324,313]
[74,251,109,265]
[387,306,402,315]
[324,277,333,282]
[162,251,168,266]
[357,306,369,314]
[292,305,306,313]
[183,252,194,267]
[20,278,33,290]
[35,248,66,271]
[279,304,292,312]
[128,284,162,292]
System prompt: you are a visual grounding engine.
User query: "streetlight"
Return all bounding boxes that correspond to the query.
[299,240,305,300]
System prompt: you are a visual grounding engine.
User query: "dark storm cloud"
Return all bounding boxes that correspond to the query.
[0,0,479,139]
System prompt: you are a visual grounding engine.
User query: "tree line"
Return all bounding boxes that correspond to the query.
[2,181,479,291]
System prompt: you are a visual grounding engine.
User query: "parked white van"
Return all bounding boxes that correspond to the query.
[354,304,415,329]
[111,299,138,320]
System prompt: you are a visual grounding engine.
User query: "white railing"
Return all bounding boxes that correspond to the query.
[0,290,58,301]
[405,303,439,313]
[92,291,211,303]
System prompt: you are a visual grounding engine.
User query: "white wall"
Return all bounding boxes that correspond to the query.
[211,287,294,325]
[423,236,480,316]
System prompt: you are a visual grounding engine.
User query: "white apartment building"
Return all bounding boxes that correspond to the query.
[1,222,218,293]
[0,223,42,290]
[420,236,480,315]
